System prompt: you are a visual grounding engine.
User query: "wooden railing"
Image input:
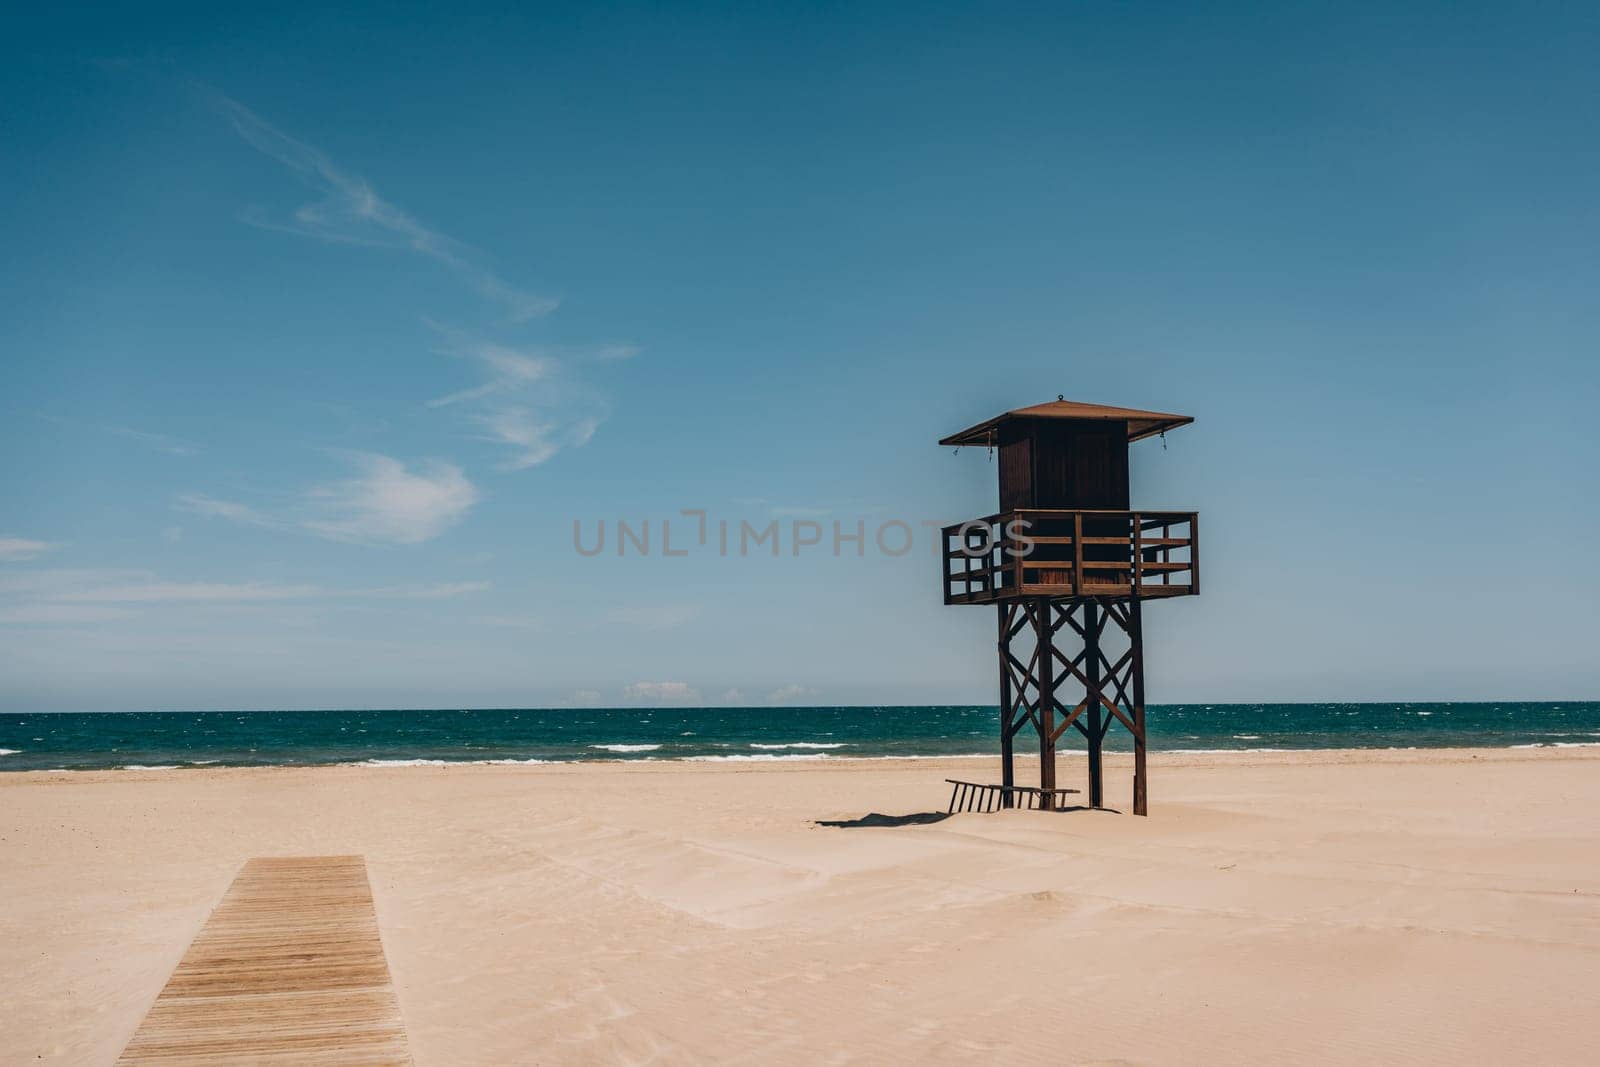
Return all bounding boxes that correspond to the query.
[941,509,1198,604]
[946,779,1081,812]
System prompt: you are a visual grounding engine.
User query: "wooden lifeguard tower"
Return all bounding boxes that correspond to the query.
[939,398,1198,815]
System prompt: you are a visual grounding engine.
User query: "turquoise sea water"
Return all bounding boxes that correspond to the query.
[1,703,1597,772]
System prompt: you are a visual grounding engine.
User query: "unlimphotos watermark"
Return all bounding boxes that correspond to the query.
[572,510,1036,559]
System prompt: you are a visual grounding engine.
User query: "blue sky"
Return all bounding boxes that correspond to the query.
[2,2,1597,711]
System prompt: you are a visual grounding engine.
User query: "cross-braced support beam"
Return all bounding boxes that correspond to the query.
[997,596,1148,814]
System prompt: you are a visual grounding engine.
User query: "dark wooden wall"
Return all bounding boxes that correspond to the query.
[997,419,1130,510]
[999,436,1033,511]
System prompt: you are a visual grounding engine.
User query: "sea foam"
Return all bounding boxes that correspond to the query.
[361,758,453,767]
[1509,741,1600,749]
[684,753,831,762]
[748,742,848,750]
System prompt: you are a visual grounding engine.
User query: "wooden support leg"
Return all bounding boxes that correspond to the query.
[1036,599,1057,810]
[998,604,1015,808]
[1131,596,1148,816]
[1085,599,1104,809]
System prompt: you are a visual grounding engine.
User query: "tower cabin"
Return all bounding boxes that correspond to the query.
[939,398,1198,603]
[939,398,1199,816]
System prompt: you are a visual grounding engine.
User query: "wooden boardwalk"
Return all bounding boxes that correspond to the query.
[118,856,411,1066]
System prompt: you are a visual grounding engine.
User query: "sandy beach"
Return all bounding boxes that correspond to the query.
[4,747,1599,1065]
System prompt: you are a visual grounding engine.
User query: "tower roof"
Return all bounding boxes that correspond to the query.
[939,398,1194,446]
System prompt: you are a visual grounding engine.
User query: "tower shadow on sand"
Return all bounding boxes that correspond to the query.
[816,805,1122,829]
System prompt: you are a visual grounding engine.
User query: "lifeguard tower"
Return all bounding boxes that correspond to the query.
[939,398,1198,815]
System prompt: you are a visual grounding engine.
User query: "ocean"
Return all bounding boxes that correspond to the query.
[1,703,1597,772]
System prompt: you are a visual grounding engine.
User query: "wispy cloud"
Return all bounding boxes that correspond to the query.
[605,604,702,629]
[181,452,480,546]
[178,494,276,529]
[214,93,556,321]
[0,538,56,563]
[425,322,609,470]
[0,604,135,624]
[48,579,488,603]
[378,581,490,600]
[0,569,488,624]
[765,683,819,705]
[467,614,546,629]
[107,426,198,456]
[622,681,701,704]
[303,454,479,544]
[54,581,325,603]
[0,569,143,596]
[425,325,556,409]
[211,92,631,490]
[473,409,557,469]
[39,415,199,457]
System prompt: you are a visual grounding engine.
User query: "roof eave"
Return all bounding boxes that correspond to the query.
[1126,414,1195,442]
[938,412,1193,447]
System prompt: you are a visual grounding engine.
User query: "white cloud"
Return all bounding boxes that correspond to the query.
[107,426,197,456]
[605,604,701,629]
[765,684,818,705]
[304,454,478,544]
[719,688,747,705]
[177,494,272,527]
[0,604,134,624]
[424,322,608,469]
[162,526,184,543]
[0,569,487,627]
[46,579,488,604]
[468,614,545,629]
[473,409,563,470]
[572,689,603,706]
[425,327,557,409]
[377,581,490,599]
[622,681,701,704]
[38,415,199,457]
[55,581,324,603]
[0,539,56,562]
[0,569,144,596]
[569,416,601,447]
[215,94,556,321]
[208,91,627,504]
[183,453,480,546]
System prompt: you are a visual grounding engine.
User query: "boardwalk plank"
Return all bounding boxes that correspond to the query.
[118,856,411,1066]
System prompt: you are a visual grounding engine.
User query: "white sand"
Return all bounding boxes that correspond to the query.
[3,747,1599,1064]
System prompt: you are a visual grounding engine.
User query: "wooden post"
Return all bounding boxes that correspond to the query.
[1189,513,1200,595]
[1085,598,1103,809]
[1132,512,1143,594]
[1072,512,1084,596]
[998,604,1015,808]
[1036,599,1056,810]
[1131,594,1148,816]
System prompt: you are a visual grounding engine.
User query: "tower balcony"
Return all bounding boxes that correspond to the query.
[941,509,1198,605]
